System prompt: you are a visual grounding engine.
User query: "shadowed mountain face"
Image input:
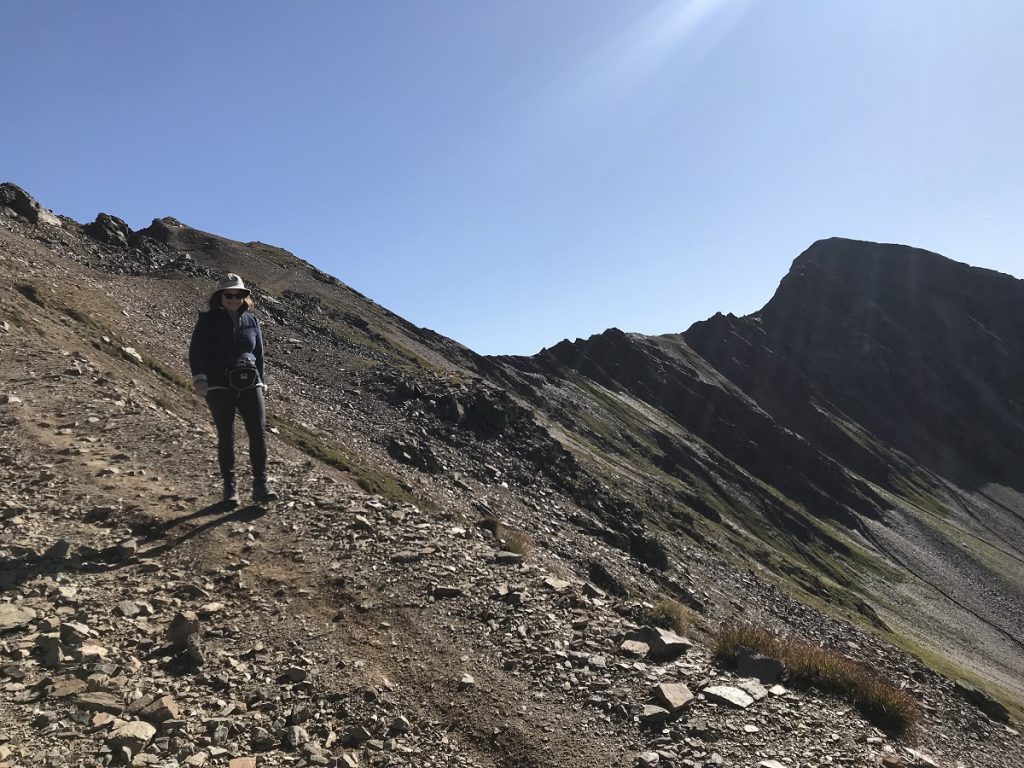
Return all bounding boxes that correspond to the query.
[486,238,1024,707]
[687,238,1024,493]
[3,184,1023,738]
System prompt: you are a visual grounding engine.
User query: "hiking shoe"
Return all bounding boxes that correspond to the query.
[223,481,240,508]
[253,483,279,503]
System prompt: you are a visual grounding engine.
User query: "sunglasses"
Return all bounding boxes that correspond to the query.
[222,292,247,300]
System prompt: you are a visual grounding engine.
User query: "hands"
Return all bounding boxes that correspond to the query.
[194,380,208,397]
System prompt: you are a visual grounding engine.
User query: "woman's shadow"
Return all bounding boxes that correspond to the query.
[0,502,269,590]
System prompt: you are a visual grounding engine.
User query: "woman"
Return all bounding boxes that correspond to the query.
[189,273,278,506]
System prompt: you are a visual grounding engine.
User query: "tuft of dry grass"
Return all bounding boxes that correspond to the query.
[476,515,535,556]
[714,623,921,736]
[500,526,535,556]
[643,597,694,635]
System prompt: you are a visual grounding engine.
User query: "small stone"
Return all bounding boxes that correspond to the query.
[388,715,411,735]
[284,666,307,683]
[640,704,671,727]
[77,642,108,662]
[167,611,200,646]
[120,346,144,364]
[92,712,117,728]
[139,695,180,723]
[197,602,224,617]
[286,725,309,748]
[43,539,74,561]
[757,762,786,768]
[60,621,92,645]
[229,759,257,768]
[116,601,142,618]
[735,678,769,701]
[49,678,87,698]
[116,538,138,558]
[654,682,694,713]
[459,673,475,688]
[646,627,692,661]
[637,752,660,768]
[703,685,754,709]
[344,725,373,745]
[432,585,464,599]
[75,692,123,713]
[543,577,572,592]
[620,639,650,657]
[107,720,157,752]
[0,604,36,632]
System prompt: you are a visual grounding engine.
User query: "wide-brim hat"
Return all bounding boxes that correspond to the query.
[212,273,250,299]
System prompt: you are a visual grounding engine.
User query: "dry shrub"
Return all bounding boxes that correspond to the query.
[499,525,535,555]
[644,597,693,635]
[714,623,921,736]
[476,515,535,556]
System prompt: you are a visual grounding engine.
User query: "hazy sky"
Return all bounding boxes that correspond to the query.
[3,2,1022,355]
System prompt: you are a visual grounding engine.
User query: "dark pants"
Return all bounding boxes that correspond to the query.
[206,387,268,485]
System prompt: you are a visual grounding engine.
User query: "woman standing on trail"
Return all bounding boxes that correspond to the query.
[189,273,278,506]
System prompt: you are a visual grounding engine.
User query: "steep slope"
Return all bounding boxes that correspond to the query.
[2,185,1022,766]
[488,238,1024,714]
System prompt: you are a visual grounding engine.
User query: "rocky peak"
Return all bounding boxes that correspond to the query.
[0,182,62,227]
[758,237,1024,350]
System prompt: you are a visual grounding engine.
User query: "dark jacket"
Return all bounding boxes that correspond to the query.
[189,308,265,389]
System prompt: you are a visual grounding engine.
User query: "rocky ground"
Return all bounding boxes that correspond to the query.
[1,192,1022,767]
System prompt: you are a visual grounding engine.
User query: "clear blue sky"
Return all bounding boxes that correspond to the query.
[3,2,1022,355]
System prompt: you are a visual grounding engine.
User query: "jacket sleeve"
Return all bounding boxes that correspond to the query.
[254,317,266,385]
[188,312,209,382]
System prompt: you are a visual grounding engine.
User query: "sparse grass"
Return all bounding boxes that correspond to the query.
[714,623,921,736]
[269,414,435,510]
[57,301,194,391]
[643,596,695,635]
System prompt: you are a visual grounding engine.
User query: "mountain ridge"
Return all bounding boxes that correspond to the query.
[2,182,1022,767]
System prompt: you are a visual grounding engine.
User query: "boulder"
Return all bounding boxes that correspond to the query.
[0,183,62,226]
[84,213,132,246]
[736,646,785,684]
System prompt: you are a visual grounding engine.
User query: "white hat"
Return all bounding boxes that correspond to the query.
[213,273,250,298]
